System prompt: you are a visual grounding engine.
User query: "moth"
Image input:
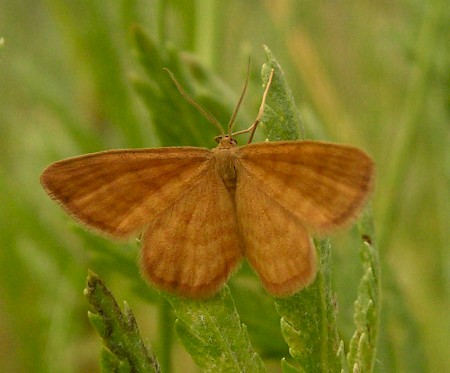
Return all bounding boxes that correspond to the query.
[40,68,374,298]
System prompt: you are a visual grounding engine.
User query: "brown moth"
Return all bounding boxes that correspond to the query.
[40,68,374,299]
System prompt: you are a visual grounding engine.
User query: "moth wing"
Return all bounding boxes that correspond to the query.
[235,165,316,297]
[40,147,212,238]
[140,165,242,298]
[238,141,374,233]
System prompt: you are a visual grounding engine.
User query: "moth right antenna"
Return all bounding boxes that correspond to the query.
[226,60,251,136]
[231,68,275,144]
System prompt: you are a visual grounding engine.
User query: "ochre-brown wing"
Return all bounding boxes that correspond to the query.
[140,165,242,298]
[40,147,212,238]
[235,167,317,297]
[237,141,375,234]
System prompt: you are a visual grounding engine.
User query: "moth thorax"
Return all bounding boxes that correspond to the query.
[213,146,238,192]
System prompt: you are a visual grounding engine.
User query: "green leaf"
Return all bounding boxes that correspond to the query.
[347,208,380,372]
[100,346,132,373]
[261,45,303,141]
[337,341,350,373]
[275,240,341,373]
[166,286,266,372]
[281,358,302,373]
[84,271,160,373]
[261,47,340,372]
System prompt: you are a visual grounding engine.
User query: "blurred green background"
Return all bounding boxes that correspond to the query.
[0,1,448,372]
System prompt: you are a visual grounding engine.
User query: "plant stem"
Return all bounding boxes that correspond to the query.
[158,298,173,373]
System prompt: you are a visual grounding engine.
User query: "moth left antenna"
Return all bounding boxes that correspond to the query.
[163,68,225,136]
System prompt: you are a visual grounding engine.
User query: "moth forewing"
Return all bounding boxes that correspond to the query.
[40,147,212,239]
[237,140,375,234]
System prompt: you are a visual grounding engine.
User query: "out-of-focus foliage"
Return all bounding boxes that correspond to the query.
[0,1,448,372]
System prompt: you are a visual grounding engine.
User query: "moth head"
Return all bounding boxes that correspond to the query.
[215,134,238,148]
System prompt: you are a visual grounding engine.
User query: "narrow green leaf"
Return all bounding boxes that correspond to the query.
[261,47,340,372]
[347,208,381,372]
[261,45,303,141]
[281,358,303,373]
[275,240,341,373]
[84,271,160,373]
[100,346,132,373]
[88,311,107,338]
[337,341,349,373]
[166,286,266,372]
